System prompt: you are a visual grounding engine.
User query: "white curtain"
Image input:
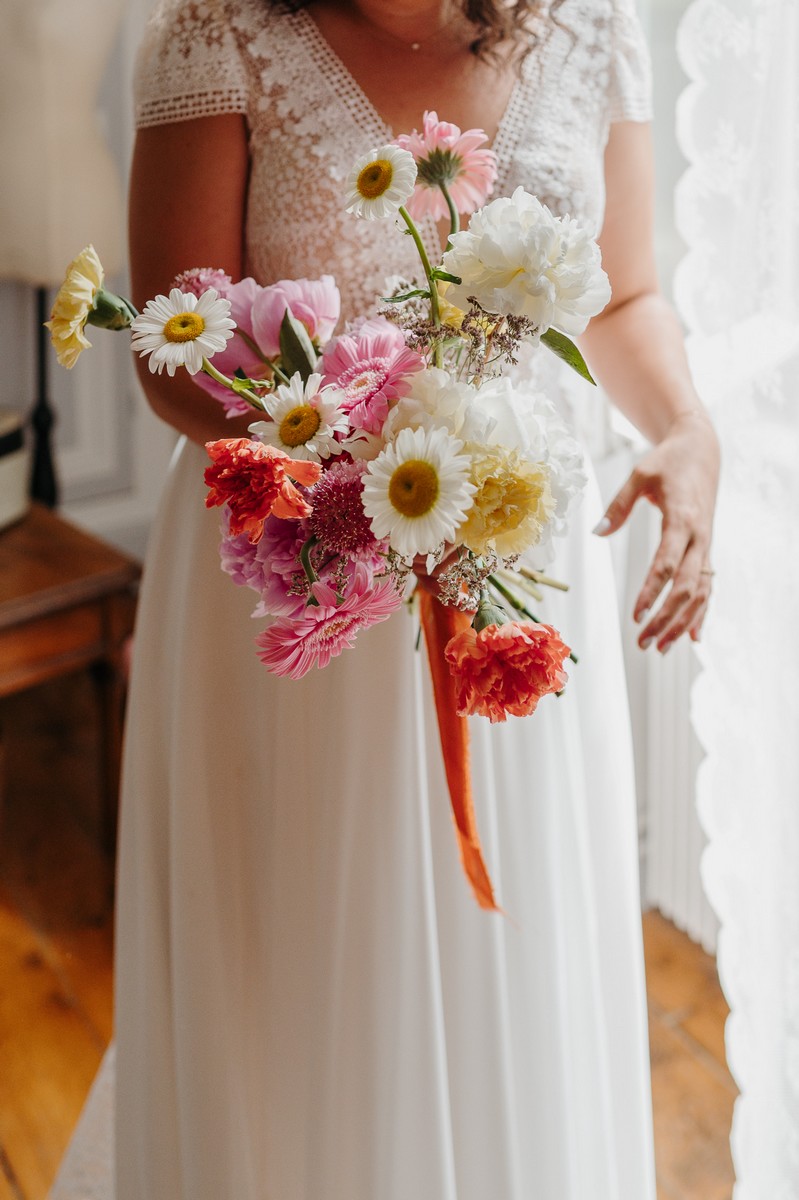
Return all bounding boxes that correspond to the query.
[675,0,799,1194]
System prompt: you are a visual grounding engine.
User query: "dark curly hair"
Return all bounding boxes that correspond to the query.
[267,1,562,65]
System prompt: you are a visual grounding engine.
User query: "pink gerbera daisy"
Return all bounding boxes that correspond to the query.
[321,317,423,435]
[396,110,498,222]
[255,564,403,678]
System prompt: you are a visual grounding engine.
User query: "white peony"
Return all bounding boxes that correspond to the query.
[382,366,493,444]
[441,187,611,336]
[471,375,587,564]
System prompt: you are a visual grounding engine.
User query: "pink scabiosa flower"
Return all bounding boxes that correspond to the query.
[251,276,340,358]
[396,110,497,222]
[307,459,383,560]
[321,317,423,435]
[256,564,403,678]
[171,268,234,299]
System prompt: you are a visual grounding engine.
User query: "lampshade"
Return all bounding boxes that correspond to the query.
[0,0,126,285]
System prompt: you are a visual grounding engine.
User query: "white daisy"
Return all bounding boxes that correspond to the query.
[344,144,417,220]
[249,372,349,462]
[130,287,235,376]
[362,425,476,558]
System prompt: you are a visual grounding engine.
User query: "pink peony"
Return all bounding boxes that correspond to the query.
[444,620,571,723]
[192,277,272,418]
[251,276,340,358]
[256,564,403,678]
[396,110,497,222]
[205,438,321,542]
[321,317,423,435]
[219,523,267,591]
[252,514,315,618]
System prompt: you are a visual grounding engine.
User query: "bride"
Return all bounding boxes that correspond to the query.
[54,0,720,1197]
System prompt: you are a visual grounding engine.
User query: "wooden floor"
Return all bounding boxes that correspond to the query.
[0,673,737,1199]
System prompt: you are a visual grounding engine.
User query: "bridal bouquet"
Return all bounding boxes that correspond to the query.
[48,113,610,909]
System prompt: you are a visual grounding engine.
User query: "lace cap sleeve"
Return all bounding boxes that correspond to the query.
[607,0,653,124]
[134,0,249,130]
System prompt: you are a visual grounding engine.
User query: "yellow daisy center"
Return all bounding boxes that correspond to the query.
[163,311,205,343]
[357,159,394,200]
[279,404,321,447]
[388,460,440,518]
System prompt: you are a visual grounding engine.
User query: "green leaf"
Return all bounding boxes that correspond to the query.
[430,268,462,285]
[231,374,258,395]
[541,328,595,385]
[278,309,317,382]
[380,288,431,304]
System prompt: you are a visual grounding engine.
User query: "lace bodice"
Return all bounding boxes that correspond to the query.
[135,0,651,321]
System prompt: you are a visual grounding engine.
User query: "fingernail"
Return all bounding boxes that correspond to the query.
[661,642,673,655]
[635,606,650,625]
[592,516,611,536]
[640,636,654,650]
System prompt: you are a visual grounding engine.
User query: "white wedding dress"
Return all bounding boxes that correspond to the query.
[51,2,657,1198]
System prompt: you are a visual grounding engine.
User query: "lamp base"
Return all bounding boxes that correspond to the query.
[0,409,31,530]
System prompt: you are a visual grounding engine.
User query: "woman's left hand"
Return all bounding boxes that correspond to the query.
[595,411,721,652]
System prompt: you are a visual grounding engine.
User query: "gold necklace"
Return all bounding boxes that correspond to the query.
[350,4,465,53]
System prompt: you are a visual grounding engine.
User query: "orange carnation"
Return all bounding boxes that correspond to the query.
[444,620,570,723]
[204,437,321,542]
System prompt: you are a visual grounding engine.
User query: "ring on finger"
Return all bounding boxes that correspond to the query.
[699,567,715,577]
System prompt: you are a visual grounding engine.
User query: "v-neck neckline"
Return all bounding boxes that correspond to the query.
[295,7,531,200]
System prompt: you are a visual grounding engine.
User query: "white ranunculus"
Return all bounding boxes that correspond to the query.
[471,375,587,563]
[441,188,611,336]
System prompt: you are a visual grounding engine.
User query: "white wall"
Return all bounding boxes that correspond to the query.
[0,1,174,561]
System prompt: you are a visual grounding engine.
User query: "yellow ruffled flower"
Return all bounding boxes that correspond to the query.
[46,245,104,368]
[436,281,466,330]
[457,445,555,557]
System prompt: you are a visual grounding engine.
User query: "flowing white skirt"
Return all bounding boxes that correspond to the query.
[52,437,656,1200]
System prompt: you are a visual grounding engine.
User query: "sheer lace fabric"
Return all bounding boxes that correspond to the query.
[675,0,799,1195]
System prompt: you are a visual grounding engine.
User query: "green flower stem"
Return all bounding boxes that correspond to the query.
[518,564,570,593]
[200,357,267,411]
[439,182,460,241]
[398,204,443,367]
[490,573,578,664]
[497,567,543,603]
[489,572,540,624]
[300,536,320,606]
[263,356,290,385]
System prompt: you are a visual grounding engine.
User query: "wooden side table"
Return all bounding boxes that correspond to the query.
[0,504,141,851]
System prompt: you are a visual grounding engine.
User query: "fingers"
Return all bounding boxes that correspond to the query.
[633,517,693,625]
[689,599,710,642]
[638,539,713,652]
[594,468,648,536]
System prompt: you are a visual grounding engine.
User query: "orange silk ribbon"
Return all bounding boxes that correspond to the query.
[418,590,500,913]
